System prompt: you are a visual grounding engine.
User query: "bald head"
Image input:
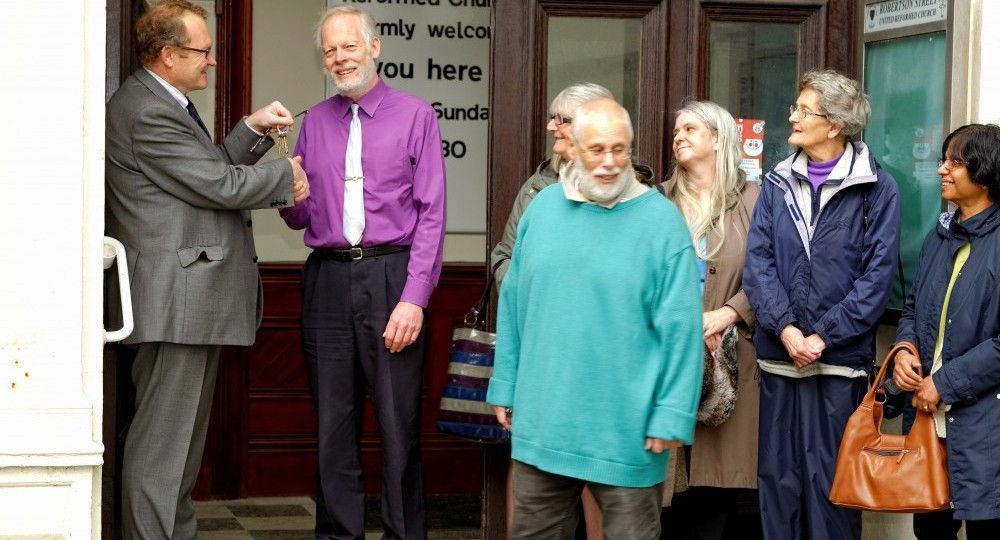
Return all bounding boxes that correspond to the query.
[571,98,634,144]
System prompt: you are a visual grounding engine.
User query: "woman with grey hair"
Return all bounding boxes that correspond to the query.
[660,100,762,538]
[743,70,901,540]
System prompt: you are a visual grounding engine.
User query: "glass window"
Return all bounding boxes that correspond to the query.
[546,17,642,151]
[709,22,798,172]
[864,32,947,309]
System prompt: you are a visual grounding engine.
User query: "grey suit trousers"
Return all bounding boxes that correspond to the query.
[122,342,220,540]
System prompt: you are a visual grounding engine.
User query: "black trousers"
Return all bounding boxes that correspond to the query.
[302,250,427,540]
[914,510,1000,540]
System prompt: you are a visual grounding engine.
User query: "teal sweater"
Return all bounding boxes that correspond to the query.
[487,184,704,488]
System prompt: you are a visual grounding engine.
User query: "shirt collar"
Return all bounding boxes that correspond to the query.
[144,67,188,108]
[334,77,388,119]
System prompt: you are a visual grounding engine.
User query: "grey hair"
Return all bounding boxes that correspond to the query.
[798,69,870,141]
[550,82,613,116]
[570,99,634,143]
[314,6,379,50]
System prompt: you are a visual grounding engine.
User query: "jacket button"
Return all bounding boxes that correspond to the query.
[246,219,253,227]
[708,267,717,274]
[252,256,259,263]
[948,417,954,423]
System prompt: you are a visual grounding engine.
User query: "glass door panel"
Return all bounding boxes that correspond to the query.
[709,22,798,171]
[546,17,642,152]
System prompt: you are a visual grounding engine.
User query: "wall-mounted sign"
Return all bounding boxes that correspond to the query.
[864,0,947,34]
[327,0,490,233]
[736,118,765,183]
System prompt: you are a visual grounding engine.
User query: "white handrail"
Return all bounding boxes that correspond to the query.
[103,236,134,343]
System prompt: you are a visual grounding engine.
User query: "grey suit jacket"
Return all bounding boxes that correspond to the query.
[105,69,293,346]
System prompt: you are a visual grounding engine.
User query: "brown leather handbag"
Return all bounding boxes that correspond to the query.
[828,342,951,512]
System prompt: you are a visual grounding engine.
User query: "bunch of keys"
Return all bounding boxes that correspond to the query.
[250,111,305,155]
[274,127,289,155]
[251,127,290,156]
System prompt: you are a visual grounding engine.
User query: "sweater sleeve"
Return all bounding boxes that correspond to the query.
[646,242,704,444]
[486,207,529,408]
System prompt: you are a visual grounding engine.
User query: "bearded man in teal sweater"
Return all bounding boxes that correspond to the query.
[487,98,704,539]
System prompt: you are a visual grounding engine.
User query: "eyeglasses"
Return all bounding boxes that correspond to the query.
[789,105,828,120]
[581,145,631,160]
[549,113,572,126]
[176,45,213,59]
[937,158,968,170]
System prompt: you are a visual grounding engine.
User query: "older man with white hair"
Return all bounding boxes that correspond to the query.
[279,6,446,539]
[487,98,704,539]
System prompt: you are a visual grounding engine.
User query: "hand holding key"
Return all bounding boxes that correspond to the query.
[246,100,293,134]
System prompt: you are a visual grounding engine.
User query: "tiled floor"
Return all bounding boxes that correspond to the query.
[194,496,481,540]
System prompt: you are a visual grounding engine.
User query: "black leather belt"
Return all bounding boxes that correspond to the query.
[315,245,409,261]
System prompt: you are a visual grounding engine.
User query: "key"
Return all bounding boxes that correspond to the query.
[250,132,268,154]
[275,127,289,156]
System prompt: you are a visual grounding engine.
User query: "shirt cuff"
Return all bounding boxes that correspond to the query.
[400,278,435,308]
[243,117,264,136]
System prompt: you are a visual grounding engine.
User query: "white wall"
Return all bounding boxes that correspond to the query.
[249,0,486,263]
[973,0,1000,123]
[0,0,106,537]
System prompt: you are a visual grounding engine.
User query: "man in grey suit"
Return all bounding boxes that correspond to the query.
[104,1,309,537]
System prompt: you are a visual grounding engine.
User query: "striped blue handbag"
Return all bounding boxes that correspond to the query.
[436,275,510,443]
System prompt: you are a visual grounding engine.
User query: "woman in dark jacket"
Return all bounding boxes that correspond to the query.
[893,123,1000,539]
[743,70,901,540]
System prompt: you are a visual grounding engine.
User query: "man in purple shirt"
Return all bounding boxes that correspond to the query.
[279,6,445,539]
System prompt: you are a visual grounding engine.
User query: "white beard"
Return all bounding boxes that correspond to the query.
[569,159,635,204]
[330,55,377,96]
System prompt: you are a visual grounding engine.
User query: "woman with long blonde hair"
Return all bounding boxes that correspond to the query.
[661,100,762,539]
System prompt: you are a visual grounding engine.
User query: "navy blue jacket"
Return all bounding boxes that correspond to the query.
[896,205,1000,520]
[744,142,901,371]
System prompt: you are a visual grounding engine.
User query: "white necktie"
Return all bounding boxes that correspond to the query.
[343,103,365,246]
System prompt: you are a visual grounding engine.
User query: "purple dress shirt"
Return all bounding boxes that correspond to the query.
[280,79,447,307]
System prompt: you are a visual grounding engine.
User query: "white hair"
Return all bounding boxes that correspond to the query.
[314,6,378,50]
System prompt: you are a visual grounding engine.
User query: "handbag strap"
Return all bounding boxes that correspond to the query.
[463,262,500,329]
[872,341,920,391]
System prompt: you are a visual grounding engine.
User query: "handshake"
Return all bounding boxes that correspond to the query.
[247,101,310,206]
[289,156,309,205]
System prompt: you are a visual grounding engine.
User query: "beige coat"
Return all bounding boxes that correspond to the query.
[666,178,761,494]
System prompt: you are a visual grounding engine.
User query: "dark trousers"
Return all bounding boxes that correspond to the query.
[661,487,762,540]
[757,373,866,540]
[510,461,662,540]
[122,342,220,540]
[914,510,1000,540]
[302,250,427,540]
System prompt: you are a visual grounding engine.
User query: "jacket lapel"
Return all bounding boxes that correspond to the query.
[133,69,215,147]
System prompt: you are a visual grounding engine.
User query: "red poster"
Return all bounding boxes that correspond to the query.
[735,118,765,183]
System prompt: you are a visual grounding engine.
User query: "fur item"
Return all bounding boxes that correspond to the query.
[697,324,739,427]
